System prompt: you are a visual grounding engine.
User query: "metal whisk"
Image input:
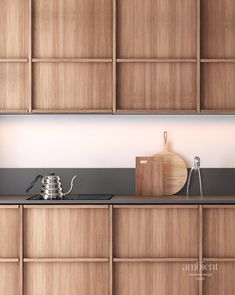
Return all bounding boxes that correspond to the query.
[186,156,203,196]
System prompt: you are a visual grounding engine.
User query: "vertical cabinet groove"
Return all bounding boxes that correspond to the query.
[196,0,201,113]
[28,0,32,113]
[109,205,113,295]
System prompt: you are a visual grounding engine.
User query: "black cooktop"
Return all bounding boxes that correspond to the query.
[27,194,113,201]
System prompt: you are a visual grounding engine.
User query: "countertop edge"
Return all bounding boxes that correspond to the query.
[1,195,235,205]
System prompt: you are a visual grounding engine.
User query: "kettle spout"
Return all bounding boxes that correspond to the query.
[64,175,78,196]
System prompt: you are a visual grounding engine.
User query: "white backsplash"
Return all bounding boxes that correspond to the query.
[0,115,234,168]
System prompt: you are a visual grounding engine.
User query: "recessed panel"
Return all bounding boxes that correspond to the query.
[33,0,113,58]
[203,208,235,257]
[24,262,109,295]
[114,207,199,258]
[0,63,29,111]
[0,263,20,295]
[33,63,113,111]
[24,208,109,258]
[117,63,197,111]
[0,208,20,258]
[201,0,235,58]
[204,262,235,295]
[114,262,198,295]
[0,0,29,58]
[201,64,235,110]
[117,0,197,58]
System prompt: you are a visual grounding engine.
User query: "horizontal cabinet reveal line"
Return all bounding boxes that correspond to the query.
[23,258,109,263]
[113,258,198,262]
[32,59,112,63]
[117,59,197,63]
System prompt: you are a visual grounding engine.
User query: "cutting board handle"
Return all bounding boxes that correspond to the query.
[163,131,168,152]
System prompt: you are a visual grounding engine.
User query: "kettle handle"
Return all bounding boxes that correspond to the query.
[26,175,43,193]
[64,175,78,196]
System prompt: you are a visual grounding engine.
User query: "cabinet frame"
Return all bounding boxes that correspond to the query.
[0,0,234,114]
[1,204,235,294]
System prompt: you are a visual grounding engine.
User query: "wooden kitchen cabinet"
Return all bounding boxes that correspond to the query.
[23,205,109,258]
[24,262,109,295]
[0,205,21,295]
[0,0,29,113]
[23,205,110,295]
[31,0,113,113]
[113,206,199,258]
[32,63,113,112]
[0,0,234,114]
[202,205,235,295]
[1,204,235,294]
[114,262,198,295]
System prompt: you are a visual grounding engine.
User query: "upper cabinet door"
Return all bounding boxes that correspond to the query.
[0,0,29,58]
[33,0,113,58]
[117,0,197,59]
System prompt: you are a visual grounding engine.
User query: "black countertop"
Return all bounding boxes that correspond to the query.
[1,195,235,205]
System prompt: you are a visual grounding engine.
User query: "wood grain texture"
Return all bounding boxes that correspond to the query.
[0,63,29,111]
[0,263,20,295]
[24,208,109,258]
[201,0,235,58]
[33,63,112,111]
[201,63,235,110]
[114,262,198,295]
[117,63,197,110]
[136,154,187,196]
[136,157,163,196]
[203,262,235,295]
[203,208,235,258]
[113,207,198,258]
[24,262,109,295]
[0,0,29,58]
[0,208,20,258]
[33,0,113,58]
[117,0,197,58]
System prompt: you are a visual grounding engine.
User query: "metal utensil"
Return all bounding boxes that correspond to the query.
[186,156,203,196]
[26,173,78,200]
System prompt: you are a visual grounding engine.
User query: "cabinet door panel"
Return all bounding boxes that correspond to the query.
[0,263,20,295]
[204,262,235,295]
[24,262,109,295]
[33,63,112,111]
[0,0,29,58]
[33,0,112,58]
[201,0,235,58]
[114,262,198,295]
[24,207,109,258]
[117,63,197,111]
[0,208,20,258]
[117,0,197,58]
[114,207,198,258]
[204,208,235,257]
[0,64,29,111]
[201,64,235,110]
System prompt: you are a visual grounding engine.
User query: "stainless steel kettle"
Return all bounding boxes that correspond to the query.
[26,173,78,200]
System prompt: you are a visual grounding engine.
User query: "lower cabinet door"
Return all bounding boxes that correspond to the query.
[203,262,235,295]
[0,263,20,295]
[24,262,109,295]
[114,262,199,295]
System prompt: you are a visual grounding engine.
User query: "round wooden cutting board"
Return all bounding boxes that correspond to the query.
[156,131,187,195]
[136,132,188,196]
